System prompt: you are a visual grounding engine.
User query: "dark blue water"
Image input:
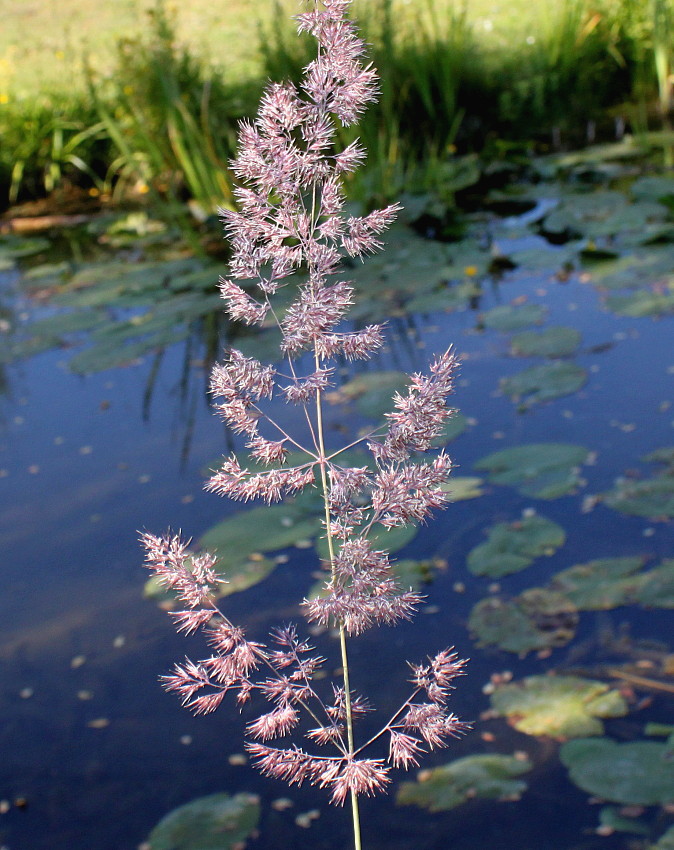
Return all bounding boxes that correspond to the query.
[0,218,673,850]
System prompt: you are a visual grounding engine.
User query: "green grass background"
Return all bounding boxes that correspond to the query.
[0,0,536,99]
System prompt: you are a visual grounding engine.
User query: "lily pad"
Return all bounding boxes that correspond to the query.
[432,411,469,445]
[603,477,674,518]
[405,280,481,314]
[634,560,674,608]
[468,589,578,655]
[605,290,674,318]
[396,754,532,812]
[0,235,50,259]
[467,514,565,578]
[597,806,650,836]
[67,327,190,373]
[481,303,547,332]
[510,326,581,358]
[144,555,276,604]
[643,446,674,471]
[328,371,409,420]
[500,361,587,407]
[549,557,649,610]
[439,476,484,501]
[474,443,589,499]
[630,175,674,205]
[200,503,322,564]
[392,558,437,590]
[560,738,674,805]
[146,792,260,850]
[315,521,418,561]
[490,674,628,739]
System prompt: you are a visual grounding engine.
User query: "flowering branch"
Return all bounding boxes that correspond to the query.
[141,2,468,848]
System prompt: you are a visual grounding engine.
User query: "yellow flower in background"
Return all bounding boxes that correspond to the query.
[464,265,478,277]
[0,94,8,104]
[55,50,65,60]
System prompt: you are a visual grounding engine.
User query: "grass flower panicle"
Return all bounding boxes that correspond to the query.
[142,1,468,846]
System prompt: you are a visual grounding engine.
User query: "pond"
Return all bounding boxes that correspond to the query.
[1,147,674,850]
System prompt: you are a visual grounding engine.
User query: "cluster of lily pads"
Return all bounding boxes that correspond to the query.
[5,142,674,849]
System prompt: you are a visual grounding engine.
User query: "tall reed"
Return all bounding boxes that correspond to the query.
[142,2,468,847]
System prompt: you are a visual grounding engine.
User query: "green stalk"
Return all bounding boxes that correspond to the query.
[314,353,363,850]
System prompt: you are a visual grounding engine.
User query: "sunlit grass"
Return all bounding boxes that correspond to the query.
[0,0,550,98]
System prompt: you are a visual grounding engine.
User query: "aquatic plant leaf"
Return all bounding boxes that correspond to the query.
[630,176,674,204]
[392,558,436,590]
[439,476,484,501]
[549,557,649,610]
[54,257,205,308]
[633,560,674,608]
[0,309,107,364]
[405,280,481,314]
[432,411,469,445]
[598,806,650,836]
[200,504,322,563]
[474,443,589,499]
[469,589,578,655]
[603,477,674,518]
[467,514,565,578]
[144,556,275,603]
[510,326,581,358]
[328,371,409,420]
[490,675,628,739]
[587,247,674,290]
[481,304,547,332]
[0,236,50,259]
[605,290,674,318]
[68,328,189,374]
[396,754,532,812]
[316,522,418,560]
[146,792,260,850]
[643,446,674,472]
[500,362,587,407]
[560,738,674,805]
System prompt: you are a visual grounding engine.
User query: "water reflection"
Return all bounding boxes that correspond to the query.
[1,179,674,849]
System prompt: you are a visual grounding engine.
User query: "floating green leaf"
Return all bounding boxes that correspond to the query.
[549,557,649,610]
[510,326,581,358]
[490,675,628,739]
[439,476,484,501]
[605,290,674,318]
[315,521,418,560]
[603,477,674,518]
[68,327,190,373]
[396,754,532,812]
[467,514,565,578]
[329,371,409,420]
[560,738,674,805]
[0,235,50,259]
[631,175,674,204]
[643,446,674,471]
[481,304,547,332]
[432,412,469,446]
[200,504,322,563]
[597,806,650,836]
[469,589,578,655]
[405,280,481,314]
[474,443,589,499]
[634,560,674,608]
[501,361,587,407]
[146,792,260,850]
